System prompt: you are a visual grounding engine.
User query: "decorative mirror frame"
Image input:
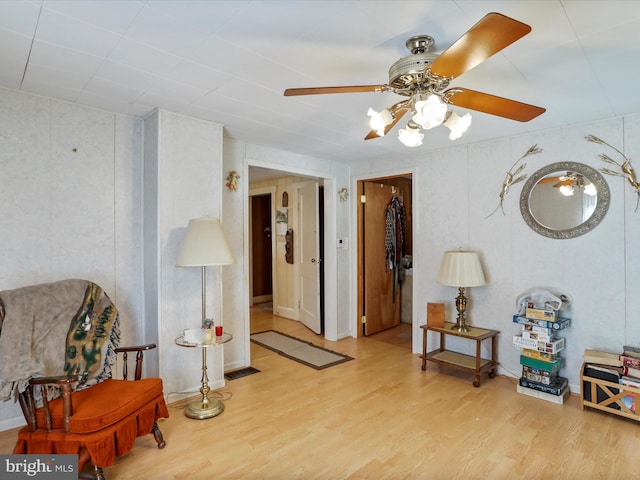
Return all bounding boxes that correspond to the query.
[519,161,610,239]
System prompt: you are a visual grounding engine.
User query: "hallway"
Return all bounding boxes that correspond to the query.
[250,302,412,355]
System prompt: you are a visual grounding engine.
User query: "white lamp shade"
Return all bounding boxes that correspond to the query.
[437,251,486,287]
[176,218,236,266]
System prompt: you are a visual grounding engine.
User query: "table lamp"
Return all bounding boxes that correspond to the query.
[176,218,235,419]
[437,251,486,332]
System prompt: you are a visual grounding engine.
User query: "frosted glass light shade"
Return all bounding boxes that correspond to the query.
[437,251,486,287]
[398,124,424,147]
[412,94,447,130]
[367,108,393,136]
[176,218,236,266]
[444,112,472,140]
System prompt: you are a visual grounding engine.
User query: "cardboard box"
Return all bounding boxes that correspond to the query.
[513,335,565,354]
[522,324,555,342]
[513,314,571,331]
[520,354,563,374]
[522,365,556,384]
[521,349,557,363]
[517,384,569,404]
[519,376,568,395]
[427,302,445,328]
[525,308,556,321]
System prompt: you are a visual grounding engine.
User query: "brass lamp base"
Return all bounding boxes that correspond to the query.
[184,398,224,420]
[451,321,470,333]
[451,286,470,332]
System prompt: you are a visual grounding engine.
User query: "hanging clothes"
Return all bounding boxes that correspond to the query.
[384,192,406,303]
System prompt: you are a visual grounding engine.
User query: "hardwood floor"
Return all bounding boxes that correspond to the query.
[2,310,640,479]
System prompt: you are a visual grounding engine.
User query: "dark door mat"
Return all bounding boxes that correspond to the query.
[224,366,260,380]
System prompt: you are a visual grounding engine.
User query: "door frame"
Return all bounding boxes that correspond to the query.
[243,159,338,366]
[350,168,418,351]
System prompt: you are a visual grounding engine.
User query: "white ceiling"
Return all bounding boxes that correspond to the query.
[1,1,640,165]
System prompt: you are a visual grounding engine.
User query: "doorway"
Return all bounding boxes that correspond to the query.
[250,194,273,306]
[248,172,328,350]
[357,175,413,342]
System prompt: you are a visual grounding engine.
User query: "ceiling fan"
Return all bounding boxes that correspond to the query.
[537,172,597,195]
[284,12,546,147]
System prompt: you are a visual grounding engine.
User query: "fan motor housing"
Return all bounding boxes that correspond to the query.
[388,53,438,91]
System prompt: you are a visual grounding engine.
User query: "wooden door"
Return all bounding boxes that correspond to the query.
[360,181,401,335]
[251,194,272,302]
[298,181,321,334]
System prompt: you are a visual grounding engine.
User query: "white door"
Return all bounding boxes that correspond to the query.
[298,181,321,334]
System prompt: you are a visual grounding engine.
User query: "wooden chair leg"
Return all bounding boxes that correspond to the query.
[152,422,166,449]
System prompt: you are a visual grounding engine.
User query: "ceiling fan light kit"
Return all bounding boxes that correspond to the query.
[398,123,425,147]
[284,12,545,148]
[444,111,473,140]
[367,107,393,136]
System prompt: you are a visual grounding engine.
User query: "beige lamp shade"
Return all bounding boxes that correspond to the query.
[176,218,236,266]
[437,251,486,287]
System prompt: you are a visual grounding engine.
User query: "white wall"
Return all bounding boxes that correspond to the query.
[144,110,226,400]
[0,93,227,430]
[0,88,144,430]
[352,113,640,392]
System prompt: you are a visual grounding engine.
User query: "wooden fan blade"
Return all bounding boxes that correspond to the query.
[537,176,563,184]
[364,104,410,140]
[444,88,545,122]
[429,12,532,79]
[554,179,575,187]
[284,85,386,96]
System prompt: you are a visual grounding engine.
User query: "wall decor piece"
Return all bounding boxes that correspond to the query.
[520,161,610,239]
[338,187,349,202]
[276,208,288,236]
[486,144,543,218]
[282,191,288,207]
[585,134,640,211]
[285,228,294,264]
[226,170,240,191]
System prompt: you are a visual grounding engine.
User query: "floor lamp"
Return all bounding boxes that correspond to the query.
[176,218,235,419]
[437,251,486,332]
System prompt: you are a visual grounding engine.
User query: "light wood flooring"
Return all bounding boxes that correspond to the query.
[2,308,640,479]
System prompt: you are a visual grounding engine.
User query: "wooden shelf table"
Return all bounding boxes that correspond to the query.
[421,322,499,387]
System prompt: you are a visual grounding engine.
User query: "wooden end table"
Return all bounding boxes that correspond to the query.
[421,322,499,387]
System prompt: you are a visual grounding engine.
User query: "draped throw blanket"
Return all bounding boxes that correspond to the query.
[0,279,120,402]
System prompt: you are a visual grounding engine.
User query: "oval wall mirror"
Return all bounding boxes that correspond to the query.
[519,161,610,239]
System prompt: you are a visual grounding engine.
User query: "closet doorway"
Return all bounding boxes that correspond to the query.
[357,175,413,340]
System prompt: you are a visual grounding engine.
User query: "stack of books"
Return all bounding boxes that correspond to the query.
[582,349,625,411]
[513,308,571,404]
[620,346,640,412]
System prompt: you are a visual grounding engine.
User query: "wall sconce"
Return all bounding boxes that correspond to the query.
[338,188,349,202]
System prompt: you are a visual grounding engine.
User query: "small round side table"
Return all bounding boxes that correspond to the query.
[175,332,232,419]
